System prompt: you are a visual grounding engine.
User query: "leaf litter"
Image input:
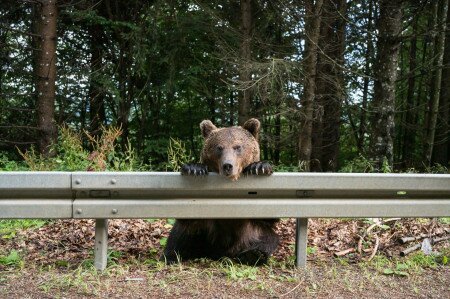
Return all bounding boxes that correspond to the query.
[1,218,448,266]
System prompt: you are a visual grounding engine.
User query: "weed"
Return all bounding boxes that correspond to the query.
[340,154,375,173]
[167,137,192,171]
[107,250,123,265]
[0,250,23,268]
[15,125,146,171]
[0,154,26,170]
[439,217,450,224]
[38,265,101,296]
[219,258,259,281]
[0,219,48,239]
[307,246,318,255]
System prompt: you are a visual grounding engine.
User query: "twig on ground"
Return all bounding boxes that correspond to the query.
[432,235,450,244]
[366,234,379,261]
[334,248,355,257]
[400,243,422,256]
[278,279,304,297]
[400,235,450,256]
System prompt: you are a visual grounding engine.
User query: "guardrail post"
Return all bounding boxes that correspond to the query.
[94,219,108,270]
[295,218,308,268]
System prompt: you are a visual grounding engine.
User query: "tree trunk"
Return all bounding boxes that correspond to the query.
[402,16,418,168]
[35,0,58,157]
[370,0,403,171]
[425,0,448,166]
[117,44,132,144]
[310,0,345,172]
[88,24,106,137]
[298,0,323,171]
[320,0,346,172]
[238,0,252,125]
[358,0,374,152]
[432,0,450,166]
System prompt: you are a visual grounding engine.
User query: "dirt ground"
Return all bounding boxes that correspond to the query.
[1,218,449,298]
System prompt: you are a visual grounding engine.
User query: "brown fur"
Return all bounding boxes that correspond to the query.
[200,119,260,180]
[162,119,278,265]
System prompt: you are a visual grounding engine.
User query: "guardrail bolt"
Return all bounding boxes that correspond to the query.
[111,179,117,185]
[76,209,82,214]
[75,179,81,185]
[112,209,118,214]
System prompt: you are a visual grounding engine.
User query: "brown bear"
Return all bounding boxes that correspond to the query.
[161,118,279,265]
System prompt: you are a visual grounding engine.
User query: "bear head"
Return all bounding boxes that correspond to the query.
[199,118,261,181]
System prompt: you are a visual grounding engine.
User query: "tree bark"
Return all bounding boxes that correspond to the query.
[35,0,58,157]
[370,0,403,171]
[432,0,450,167]
[358,0,374,152]
[238,0,252,125]
[402,15,418,168]
[425,0,448,166]
[310,0,345,172]
[320,0,346,172]
[298,0,323,171]
[88,23,106,137]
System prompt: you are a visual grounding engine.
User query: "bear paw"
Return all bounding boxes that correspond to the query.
[243,161,273,176]
[181,163,209,176]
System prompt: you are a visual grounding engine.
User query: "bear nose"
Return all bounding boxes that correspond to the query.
[222,163,233,174]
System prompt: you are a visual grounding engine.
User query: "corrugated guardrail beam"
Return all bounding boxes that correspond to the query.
[0,172,73,218]
[71,172,450,199]
[1,171,449,270]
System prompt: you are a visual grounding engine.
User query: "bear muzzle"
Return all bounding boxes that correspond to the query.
[220,160,240,180]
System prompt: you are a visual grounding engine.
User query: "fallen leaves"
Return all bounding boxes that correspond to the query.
[0,218,448,266]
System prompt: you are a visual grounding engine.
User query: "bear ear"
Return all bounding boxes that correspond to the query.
[242,118,261,139]
[200,120,218,139]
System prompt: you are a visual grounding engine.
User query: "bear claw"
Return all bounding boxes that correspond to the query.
[243,161,273,176]
[181,163,209,176]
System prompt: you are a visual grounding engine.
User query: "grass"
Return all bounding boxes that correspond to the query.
[0,219,48,239]
[0,250,22,268]
[365,249,449,277]
[37,265,102,296]
[1,252,449,298]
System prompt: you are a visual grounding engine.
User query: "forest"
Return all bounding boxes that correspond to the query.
[0,0,449,173]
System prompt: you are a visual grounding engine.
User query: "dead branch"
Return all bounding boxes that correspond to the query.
[400,234,429,244]
[400,232,447,244]
[366,234,380,261]
[400,235,450,256]
[278,278,305,297]
[334,248,355,257]
[400,243,421,256]
[433,235,450,244]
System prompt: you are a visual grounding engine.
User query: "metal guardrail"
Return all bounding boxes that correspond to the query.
[1,171,449,270]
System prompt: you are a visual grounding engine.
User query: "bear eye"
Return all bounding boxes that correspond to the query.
[217,146,224,152]
[233,145,242,151]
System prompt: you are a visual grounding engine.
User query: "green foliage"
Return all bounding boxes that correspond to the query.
[52,126,90,171]
[371,250,448,277]
[0,219,48,239]
[438,217,450,224]
[159,237,168,247]
[340,155,375,173]
[339,154,392,173]
[107,250,123,265]
[0,153,26,171]
[0,250,22,267]
[424,164,449,174]
[13,126,148,172]
[167,137,193,171]
[219,258,259,281]
[273,164,299,172]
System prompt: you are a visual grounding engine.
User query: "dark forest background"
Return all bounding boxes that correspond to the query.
[0,0,449,172]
